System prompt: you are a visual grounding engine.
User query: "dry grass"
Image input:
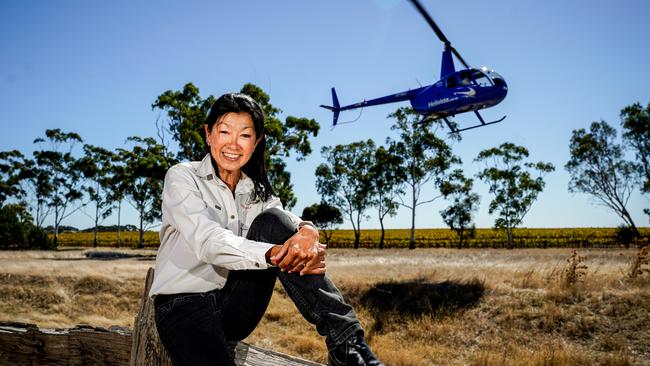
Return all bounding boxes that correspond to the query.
[0,248,648,365]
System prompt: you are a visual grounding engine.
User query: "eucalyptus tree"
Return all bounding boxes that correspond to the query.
[621,102,650,193]
[620,102,650,221]
[117,136,172,248]
[109,159,128,247]
[151,82,214,163]
[316,140,375,249]
[439,169,480,249]
[78,144,116,247]
[0,150,26,205]
[388,107,460,249]
[152,82,319,210]
[32,129,85,244]
[566,121,640,236]
[369,145,404,249]
[301,202,343,246]
[476,142,555,248]
[18,157,52,228]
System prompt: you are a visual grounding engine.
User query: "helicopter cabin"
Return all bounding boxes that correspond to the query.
[444,68,504,89]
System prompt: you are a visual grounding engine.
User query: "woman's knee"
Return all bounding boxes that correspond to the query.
[247,208,297,243]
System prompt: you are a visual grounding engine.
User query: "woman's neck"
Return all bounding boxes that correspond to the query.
[218,168,240,192]
[210,156,240,193]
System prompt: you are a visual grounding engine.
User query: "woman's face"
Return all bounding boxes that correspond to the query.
[204,112,259,177]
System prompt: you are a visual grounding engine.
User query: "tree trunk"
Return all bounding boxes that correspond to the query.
[54,208,60,245]
[353,229,360,249]
[507,226,514,249]
[379,218,385,250]
[621,206,641,238]
[458,229,464,249]
[409,185,416,250]
[93,205,99,248]
[138,207,144,249]
[117,201,121,248]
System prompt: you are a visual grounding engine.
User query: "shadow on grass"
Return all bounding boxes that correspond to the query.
[47,251,156,261]
[360,278,485,333]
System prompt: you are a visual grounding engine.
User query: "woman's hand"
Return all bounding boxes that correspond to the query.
[269,226,326,275]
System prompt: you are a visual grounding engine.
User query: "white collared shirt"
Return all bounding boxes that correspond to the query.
[149,154,303,296]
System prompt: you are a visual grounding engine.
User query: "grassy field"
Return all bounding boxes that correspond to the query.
[53,227,650,248]
[0,247,648,365]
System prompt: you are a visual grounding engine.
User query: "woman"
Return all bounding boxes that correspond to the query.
[149,93,383,366]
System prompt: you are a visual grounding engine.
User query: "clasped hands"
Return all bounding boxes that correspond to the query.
[265,225,326,275]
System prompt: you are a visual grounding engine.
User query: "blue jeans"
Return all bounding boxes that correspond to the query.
[154,208,362,366]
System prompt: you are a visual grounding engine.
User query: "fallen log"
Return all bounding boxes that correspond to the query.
[0,321,323,365]
[0,267,323,365]
[0,321,131,366]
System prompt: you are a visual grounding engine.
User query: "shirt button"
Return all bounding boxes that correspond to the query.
[230,215,235,219]
[255,263,260,268]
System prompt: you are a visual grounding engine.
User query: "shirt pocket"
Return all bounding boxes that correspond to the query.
[206,204,227,228]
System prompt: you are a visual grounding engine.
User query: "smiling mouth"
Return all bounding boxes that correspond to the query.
[223,152,241,161]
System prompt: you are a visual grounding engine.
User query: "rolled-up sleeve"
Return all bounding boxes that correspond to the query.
[162,166,274,270]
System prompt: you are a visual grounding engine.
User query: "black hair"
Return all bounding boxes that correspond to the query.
[204,93,274,203]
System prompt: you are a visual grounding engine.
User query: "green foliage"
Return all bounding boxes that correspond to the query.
[0,150,27,205]
[151,82,214,162]
[152,82,319,210]
[565,120,639,237]
[620,102,650,193]
[301,202,343,245]
[368,145,404,249]
[439,169,480,249]
[117,136,172,248]
[30,129,85,243]
[316,139,376,248]
[77,144,117,247]
[242,83,319,209]
[388,107,461,249]
[476,142,555,248]
[0,204,54,250]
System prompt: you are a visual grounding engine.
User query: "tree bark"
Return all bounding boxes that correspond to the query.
[379,218,385,250]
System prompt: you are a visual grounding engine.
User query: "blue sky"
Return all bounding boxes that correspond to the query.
[1,0,648,230]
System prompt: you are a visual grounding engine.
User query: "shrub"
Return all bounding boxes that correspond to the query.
[627,245,649,282]
[0,204,54,250]
[562,250,587,289]
[615,225,636,248]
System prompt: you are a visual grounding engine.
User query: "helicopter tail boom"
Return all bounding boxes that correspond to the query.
[319,88,342,125]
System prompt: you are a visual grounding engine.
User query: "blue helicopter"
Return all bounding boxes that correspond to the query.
[321,0,508,133]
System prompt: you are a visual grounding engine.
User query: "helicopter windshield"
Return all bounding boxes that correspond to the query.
[469,70,493,87]
[486,70,505,87]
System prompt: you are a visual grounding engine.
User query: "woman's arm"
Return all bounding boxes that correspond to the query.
[262,196,327,275]
[162,165,274,270]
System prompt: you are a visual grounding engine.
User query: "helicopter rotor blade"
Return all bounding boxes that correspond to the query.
[407,0,471,69]
[449,45,470,69]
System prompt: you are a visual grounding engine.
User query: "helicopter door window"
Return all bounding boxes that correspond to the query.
[445,76,458,88]
[458,71,472,86]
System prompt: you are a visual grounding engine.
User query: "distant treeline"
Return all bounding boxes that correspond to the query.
[42,225,139,234]
[53,227,648,249]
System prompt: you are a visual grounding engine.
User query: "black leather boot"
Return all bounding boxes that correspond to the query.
[328,334,384,366]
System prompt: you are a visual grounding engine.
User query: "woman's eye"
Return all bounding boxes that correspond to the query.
[219,130,229,135]
[241,134,251,138]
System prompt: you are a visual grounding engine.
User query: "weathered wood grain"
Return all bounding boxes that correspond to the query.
[0,267,323,365]
[0,321,132,366]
